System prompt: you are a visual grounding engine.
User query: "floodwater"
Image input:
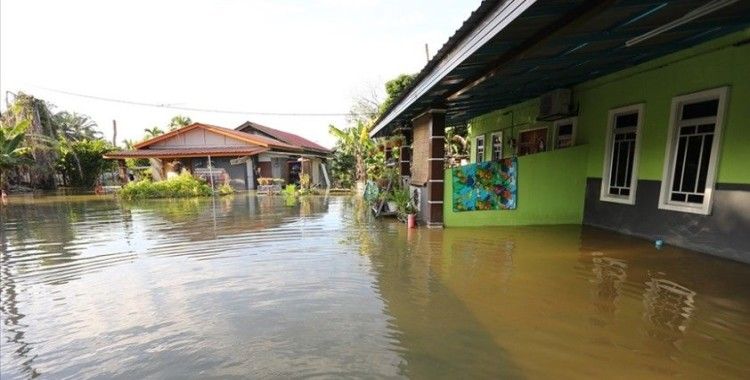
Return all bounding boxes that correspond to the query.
[1,194,749,379]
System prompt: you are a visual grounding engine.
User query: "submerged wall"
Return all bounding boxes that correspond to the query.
[575,29,750,262]
[444,145,588,227]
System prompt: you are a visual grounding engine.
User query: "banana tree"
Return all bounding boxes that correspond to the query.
[0,119,32,189]
[328,122,374,192]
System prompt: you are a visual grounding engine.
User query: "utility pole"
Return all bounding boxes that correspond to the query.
[425,43,430,63]
[112,120,118,147]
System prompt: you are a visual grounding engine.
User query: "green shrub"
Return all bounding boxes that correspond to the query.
[218,183,234,196]
[282,183,297,206]
[119,171,212,200]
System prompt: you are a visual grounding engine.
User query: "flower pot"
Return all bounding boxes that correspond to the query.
[407,213,416,228]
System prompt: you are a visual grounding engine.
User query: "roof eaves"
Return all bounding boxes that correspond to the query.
[370,0,531,137]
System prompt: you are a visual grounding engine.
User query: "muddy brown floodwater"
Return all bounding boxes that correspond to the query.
[1,194,749,379]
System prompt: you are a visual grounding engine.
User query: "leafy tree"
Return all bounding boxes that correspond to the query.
[0,119,32,189]
[329,149,356,188]
[57,139,115,188]
[168,115,192,131]
[347,82,381,126]
[2,93,60,189]
[379,73,416,115]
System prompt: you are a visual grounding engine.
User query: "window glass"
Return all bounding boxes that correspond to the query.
[475,136,484,162]
[491,133,503,161]
[667,97,719,206]
[601,106,641,204]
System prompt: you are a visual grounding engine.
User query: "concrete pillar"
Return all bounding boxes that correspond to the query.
[246,159,255,190]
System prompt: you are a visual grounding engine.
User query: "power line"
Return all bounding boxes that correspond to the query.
[31,86,374,117]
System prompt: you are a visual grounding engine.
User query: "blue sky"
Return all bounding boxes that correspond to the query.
[0,0,480,147]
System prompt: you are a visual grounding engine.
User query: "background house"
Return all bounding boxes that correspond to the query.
[106,122,331,190]
[236,121,331,189]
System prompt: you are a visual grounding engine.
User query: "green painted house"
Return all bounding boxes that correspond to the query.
[371,0,750,262]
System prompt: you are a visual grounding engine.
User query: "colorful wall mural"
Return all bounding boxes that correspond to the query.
[452,158,517,212]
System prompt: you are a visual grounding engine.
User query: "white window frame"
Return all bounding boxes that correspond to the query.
[490,131,504,160]
[475,135,485,163]
[553,117,577,149]
[658,86,728,215]
[600,103,644,205]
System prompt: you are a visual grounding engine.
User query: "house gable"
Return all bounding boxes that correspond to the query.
[151,127,250,149]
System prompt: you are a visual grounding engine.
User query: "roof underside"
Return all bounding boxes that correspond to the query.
[372,0,750,137]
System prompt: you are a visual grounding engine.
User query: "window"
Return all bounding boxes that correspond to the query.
[600,104,644,204]
[491,132,503,161]
[475,135,485,162]
[517,127,548,156]
[659,87,728,215]
[553,117,577,149]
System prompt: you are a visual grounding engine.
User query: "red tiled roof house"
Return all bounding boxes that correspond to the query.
[105,122,331,190]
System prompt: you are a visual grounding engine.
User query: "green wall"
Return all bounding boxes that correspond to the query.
[468,28,750,185]
[454,29,750,227]
[444,145,588,227]
[469,98,550,162]
[575,29,750,184]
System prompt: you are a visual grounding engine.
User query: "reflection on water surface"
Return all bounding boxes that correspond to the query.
[1,194,749,378]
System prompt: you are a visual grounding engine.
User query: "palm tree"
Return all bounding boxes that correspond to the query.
[54,112,101,141]
[0,119,32,189]
[143,127,164,139]
[329,122,373,193]
[168,115,192,131]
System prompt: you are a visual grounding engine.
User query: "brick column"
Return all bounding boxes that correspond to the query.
[400,128,412,177]
[426,111,445,227]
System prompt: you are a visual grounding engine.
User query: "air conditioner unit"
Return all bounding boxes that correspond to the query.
[538,88,572,121]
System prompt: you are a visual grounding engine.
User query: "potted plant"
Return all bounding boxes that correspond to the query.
[385,191,398,213]
[391,188,416,224]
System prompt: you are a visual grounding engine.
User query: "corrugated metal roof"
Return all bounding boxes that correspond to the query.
[236,121,331,153]
[372,0,750,137]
